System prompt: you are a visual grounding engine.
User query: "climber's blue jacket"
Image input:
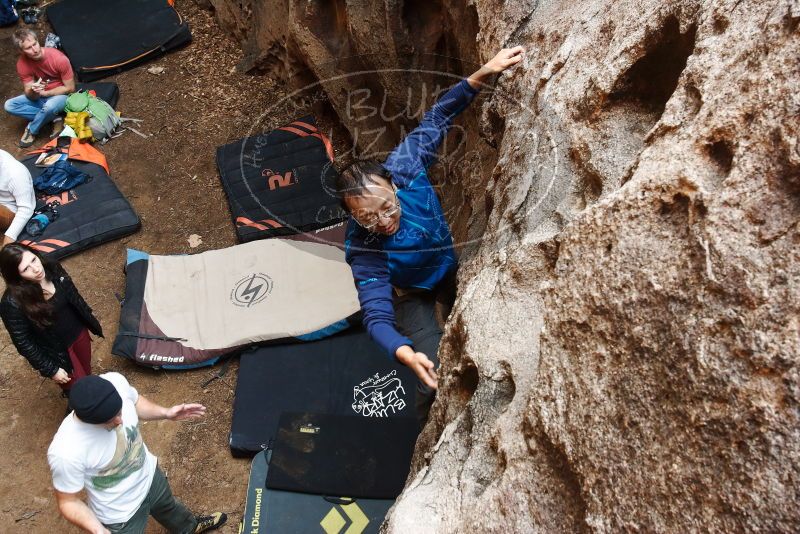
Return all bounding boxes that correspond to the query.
[345,78,479,359]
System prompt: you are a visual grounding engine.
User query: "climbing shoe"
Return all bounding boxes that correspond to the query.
[50,117,64,139]
[19,127,35,148]
[194,512,227,533]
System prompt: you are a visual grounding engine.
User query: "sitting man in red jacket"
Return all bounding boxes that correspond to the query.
[4,29,75,148]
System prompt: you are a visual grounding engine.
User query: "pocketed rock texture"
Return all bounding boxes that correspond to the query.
[199,0,800,531]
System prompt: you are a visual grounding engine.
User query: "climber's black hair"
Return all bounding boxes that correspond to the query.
[335,159,392,203]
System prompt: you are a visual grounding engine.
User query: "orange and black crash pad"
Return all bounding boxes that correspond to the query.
[46,0,191,81]
[216,116,346,243]
[17,154,140,260]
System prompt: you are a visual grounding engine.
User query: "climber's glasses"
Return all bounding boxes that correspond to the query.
[351,185,401,231]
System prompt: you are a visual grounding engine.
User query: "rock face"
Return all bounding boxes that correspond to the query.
[200,0,800,531]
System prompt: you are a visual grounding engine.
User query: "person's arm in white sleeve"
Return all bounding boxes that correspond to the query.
[50,452,109,534]
[54,491,110,534]
[3,168,35,243]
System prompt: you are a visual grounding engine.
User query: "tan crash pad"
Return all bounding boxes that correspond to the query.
[143,239,359,349]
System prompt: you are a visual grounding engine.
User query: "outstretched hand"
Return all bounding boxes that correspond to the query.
[396,346,438,390]
[467,46,525,89]
[484,46,525,74]
[165,403,206,421]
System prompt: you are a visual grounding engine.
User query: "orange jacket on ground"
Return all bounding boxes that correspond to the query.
[29,137,109,174]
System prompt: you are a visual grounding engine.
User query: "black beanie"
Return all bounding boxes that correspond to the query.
[69,376,123,424]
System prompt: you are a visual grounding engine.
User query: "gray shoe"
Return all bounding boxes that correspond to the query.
[51,118,64,139]
[19,127,35,148]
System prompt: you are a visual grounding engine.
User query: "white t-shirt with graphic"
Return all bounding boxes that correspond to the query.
[47,372,158,524]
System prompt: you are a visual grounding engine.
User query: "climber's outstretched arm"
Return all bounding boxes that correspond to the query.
[467,46,525,89]
[385,47,526,180]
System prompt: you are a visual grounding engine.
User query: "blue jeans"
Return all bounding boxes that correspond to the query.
[4,93,68,135]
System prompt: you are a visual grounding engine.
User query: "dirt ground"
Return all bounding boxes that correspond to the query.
[0,3,336,532]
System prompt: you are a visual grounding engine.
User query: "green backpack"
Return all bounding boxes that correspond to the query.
[64,91,122,143]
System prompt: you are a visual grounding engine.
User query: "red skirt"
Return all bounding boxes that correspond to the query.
[60,328,92,391]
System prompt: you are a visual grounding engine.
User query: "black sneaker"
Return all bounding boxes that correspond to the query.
[194,512,227,533]
[21,7,40,24]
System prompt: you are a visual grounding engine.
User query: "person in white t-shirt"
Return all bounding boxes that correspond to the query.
[47,373,227,534]
[0,149,35,246]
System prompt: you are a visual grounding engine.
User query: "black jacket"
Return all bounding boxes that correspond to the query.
[0,265,103,378]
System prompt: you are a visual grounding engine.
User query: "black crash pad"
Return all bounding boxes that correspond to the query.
[241,450,394,534]
[229,327,416,457]
[216,116,346,242]
[266,412,418,500]
[47,0,191,81]
[17,157,140,259]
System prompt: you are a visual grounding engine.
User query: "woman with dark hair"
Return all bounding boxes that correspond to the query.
[0,243,102,398]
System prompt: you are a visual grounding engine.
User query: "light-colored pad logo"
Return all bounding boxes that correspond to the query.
[352,370,407,417]
[320,501,369,534]
[231,273,273,308]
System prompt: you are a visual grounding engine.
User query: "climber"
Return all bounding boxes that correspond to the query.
[336,46,525,427]
[4,29,76,148]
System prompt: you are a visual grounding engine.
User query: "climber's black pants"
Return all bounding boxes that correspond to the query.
[393,276,456,429]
